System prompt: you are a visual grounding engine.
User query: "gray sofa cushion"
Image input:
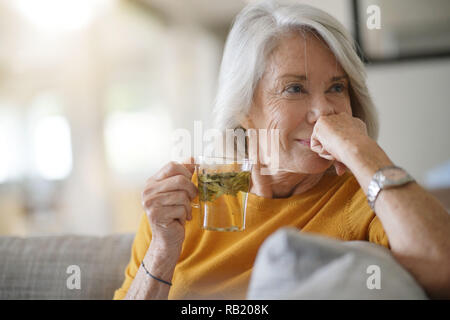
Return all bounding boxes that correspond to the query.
[0,234,134,300]
[247,227,428,299]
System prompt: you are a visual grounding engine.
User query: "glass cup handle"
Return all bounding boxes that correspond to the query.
[191,201,200,209]
[191,165,200,208]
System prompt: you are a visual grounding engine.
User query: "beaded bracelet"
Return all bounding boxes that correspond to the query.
[141,261,172,286]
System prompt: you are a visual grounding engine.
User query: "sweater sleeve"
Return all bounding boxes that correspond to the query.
[113,213,152,300]
[368,215,391,249]
[344,174,391,250]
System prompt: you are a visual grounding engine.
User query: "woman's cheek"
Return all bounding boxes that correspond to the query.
[329,102,350,116]
[338,95,352,114]
[262,110,288,151]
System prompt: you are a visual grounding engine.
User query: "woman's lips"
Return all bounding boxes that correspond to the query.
[296,139,311,147]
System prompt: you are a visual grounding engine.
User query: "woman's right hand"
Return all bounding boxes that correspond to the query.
[142,159,198,253]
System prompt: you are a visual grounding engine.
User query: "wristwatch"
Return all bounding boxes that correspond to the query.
[366,165,415,210]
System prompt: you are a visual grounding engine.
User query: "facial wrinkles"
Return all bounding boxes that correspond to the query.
[264,97,288,153]
[266,34,305,154]
[261,56,290,152]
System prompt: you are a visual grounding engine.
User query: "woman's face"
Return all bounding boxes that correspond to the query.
[245,31,352,174]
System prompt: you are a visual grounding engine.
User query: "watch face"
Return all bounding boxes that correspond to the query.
[377,166,413,189]
[383,167,407,180]
[371,166,414,196]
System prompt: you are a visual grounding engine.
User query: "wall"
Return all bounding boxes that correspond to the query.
[366,58,450,185]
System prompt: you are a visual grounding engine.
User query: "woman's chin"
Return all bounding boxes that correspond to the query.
[305,163,333,174]
[280,156,333,174]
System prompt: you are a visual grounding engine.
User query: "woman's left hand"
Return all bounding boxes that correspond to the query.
[310,112,370,176]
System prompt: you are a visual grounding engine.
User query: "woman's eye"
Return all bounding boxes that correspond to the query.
[285,85,305,94]
[330,83,346,93]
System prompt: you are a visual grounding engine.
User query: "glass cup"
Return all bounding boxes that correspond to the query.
[192,156,252,232]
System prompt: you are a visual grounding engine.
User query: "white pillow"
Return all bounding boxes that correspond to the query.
[247,227,428,300]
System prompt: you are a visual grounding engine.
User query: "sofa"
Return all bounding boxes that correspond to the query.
[0,233,134,299]
[0,228,428,300]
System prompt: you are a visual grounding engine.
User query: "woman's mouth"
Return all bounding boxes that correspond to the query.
[296,139,310,147]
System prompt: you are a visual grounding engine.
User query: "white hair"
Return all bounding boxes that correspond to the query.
[211,0,379,140]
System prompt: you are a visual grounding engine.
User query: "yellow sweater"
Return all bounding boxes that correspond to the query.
[113,171,389,300]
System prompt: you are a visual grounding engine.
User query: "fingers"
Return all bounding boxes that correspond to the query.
[143,191,192,222]
[148,205,188,228]
[143,190,192,214]
[310,136,322,155]
[310,137,335,161]
[310,117,324,152]
[311,122,336,161]
[143,174,198,201]
[142,160,199,234]
[141,160,198,247]
[318,152,335,161]
[152,161,194,182]
[180,156,196,175]
[333,161,348,176]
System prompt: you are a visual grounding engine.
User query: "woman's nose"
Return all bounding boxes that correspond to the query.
[306,102,335,124]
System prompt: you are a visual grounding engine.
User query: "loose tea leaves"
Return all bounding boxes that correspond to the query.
[198,171,251,202]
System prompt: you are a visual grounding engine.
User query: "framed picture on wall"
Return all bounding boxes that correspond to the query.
[353,0,450,63]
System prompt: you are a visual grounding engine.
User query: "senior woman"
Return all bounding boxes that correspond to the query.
[114,1,450,299]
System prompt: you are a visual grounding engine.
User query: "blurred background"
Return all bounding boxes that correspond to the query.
[0,0,449,236]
